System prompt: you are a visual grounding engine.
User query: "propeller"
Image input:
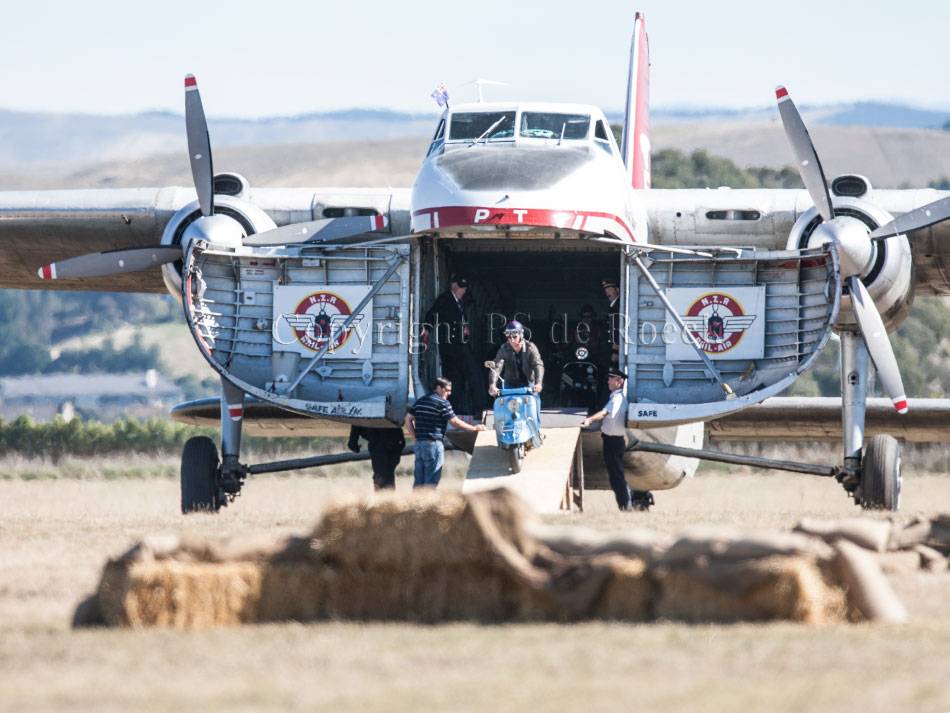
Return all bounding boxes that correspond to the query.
[776,85,908,413]
[184,74,214,218]
[35,74,390,282]
[244,215,388,247]
[37,246,184,280]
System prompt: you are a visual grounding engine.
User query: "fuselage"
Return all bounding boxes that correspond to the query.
[410,102,647,243]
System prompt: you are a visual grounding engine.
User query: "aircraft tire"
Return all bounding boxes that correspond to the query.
[181,436,221,514]
[860,434,901,511]
[508,444,525,474]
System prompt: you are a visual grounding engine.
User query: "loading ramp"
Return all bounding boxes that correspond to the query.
[461,408,586,513]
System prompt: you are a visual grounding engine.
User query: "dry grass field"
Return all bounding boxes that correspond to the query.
[2,462,950,713]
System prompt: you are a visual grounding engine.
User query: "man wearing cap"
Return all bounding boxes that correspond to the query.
[582,367,654,511]
[422,274,482,415]
[602,279,621,366]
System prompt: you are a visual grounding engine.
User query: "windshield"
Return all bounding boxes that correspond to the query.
[519,112,590,140]
[448,112,516,141]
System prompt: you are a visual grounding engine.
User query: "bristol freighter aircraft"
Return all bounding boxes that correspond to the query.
[3,13,950,513]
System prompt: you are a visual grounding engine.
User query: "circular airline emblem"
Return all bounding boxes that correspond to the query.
[291,291,354,353]
[683,292,756,354]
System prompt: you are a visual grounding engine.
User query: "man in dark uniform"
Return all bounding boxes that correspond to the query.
[421,274,483,415]
[602,278,621,367]
[347,425,406,491]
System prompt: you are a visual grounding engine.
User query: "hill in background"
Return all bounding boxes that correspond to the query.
[2,100,950,189]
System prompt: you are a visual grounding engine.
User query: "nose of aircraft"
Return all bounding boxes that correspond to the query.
[434,144,594,192]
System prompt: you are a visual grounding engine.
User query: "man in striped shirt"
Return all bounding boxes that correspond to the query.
[404,377,486,488]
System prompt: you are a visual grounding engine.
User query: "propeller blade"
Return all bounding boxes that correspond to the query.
[869,195,950,240]
[775,86,834,222]
[847,276,908,413]
[37,246,182,280]
[243,215,388,247]
[184,74,214,217]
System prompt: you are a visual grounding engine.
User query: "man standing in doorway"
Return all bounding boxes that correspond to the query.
[602,278,621,367]
[582,367,654,511]
[422,274,483,415]
[404,377,486,488]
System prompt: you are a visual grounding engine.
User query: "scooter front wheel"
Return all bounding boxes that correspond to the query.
[508,443,525,473]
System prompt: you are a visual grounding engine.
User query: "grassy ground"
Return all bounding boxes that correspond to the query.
[2,465,950,713]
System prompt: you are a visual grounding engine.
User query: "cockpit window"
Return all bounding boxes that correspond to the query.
[449,112,516,141]
[520,112,590,140]
[432,118,445,141]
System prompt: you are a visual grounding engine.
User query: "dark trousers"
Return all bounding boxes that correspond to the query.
[441,346,484,415]
[369,443,402,490]
[602,434,632,510]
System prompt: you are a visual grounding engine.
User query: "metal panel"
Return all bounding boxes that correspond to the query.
[622,246,840,427]
[183,240,410,426]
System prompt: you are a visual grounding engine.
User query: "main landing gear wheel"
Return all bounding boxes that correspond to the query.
[508,443,525,473]
[181,436,222,513]
[858,434,901,511]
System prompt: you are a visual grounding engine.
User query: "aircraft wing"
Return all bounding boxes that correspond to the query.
[706,396,950,442]
[642,187,950,295]
[0,186,411,293]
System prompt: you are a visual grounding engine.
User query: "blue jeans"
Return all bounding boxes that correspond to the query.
[413,440,445,488]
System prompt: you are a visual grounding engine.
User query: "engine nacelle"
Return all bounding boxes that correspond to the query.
[160,193,277,304]
[786,182,914,333]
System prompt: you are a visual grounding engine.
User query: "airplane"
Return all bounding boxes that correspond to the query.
[3,12,950,514]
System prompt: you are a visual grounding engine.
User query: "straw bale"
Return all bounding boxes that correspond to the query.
[794,517,895,552]
[655,555,848,624]
[589,555,653,621]
[525,522,671,562]
[117,531,297,564]
[312,489,540,573]
[912,544,949,573]
[96,559,264,628]
[256,562,330,621]
[830,540,908,623]
[659,527,832,565]
[317,564,537,622]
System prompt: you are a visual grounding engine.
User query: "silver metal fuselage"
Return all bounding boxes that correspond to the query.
[410,102,646,243]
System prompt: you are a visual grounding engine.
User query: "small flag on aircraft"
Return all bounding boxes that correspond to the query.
[430,82,449,107]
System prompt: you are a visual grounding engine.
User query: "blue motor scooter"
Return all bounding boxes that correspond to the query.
[484,361,544,473]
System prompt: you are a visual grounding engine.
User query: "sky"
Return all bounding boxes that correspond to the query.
[1,0,947,119]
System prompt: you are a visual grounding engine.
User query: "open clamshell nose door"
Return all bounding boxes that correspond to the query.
[622,246,841,427]
[182,239,411,426]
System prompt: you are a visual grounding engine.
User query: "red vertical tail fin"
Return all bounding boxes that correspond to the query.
[621,12,650,189]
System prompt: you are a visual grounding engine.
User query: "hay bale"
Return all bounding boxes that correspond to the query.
[830,540,908,623]
[794,518,895,552]
[96,559,264,628]
[317,564,532,622]
[589,555,653,621]
[312,489,541,573]
[655,555,848,624]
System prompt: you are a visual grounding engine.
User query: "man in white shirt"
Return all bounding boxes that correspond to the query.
[582,367,654,511]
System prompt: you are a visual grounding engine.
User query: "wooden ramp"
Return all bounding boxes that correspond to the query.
[461,427,583,514]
